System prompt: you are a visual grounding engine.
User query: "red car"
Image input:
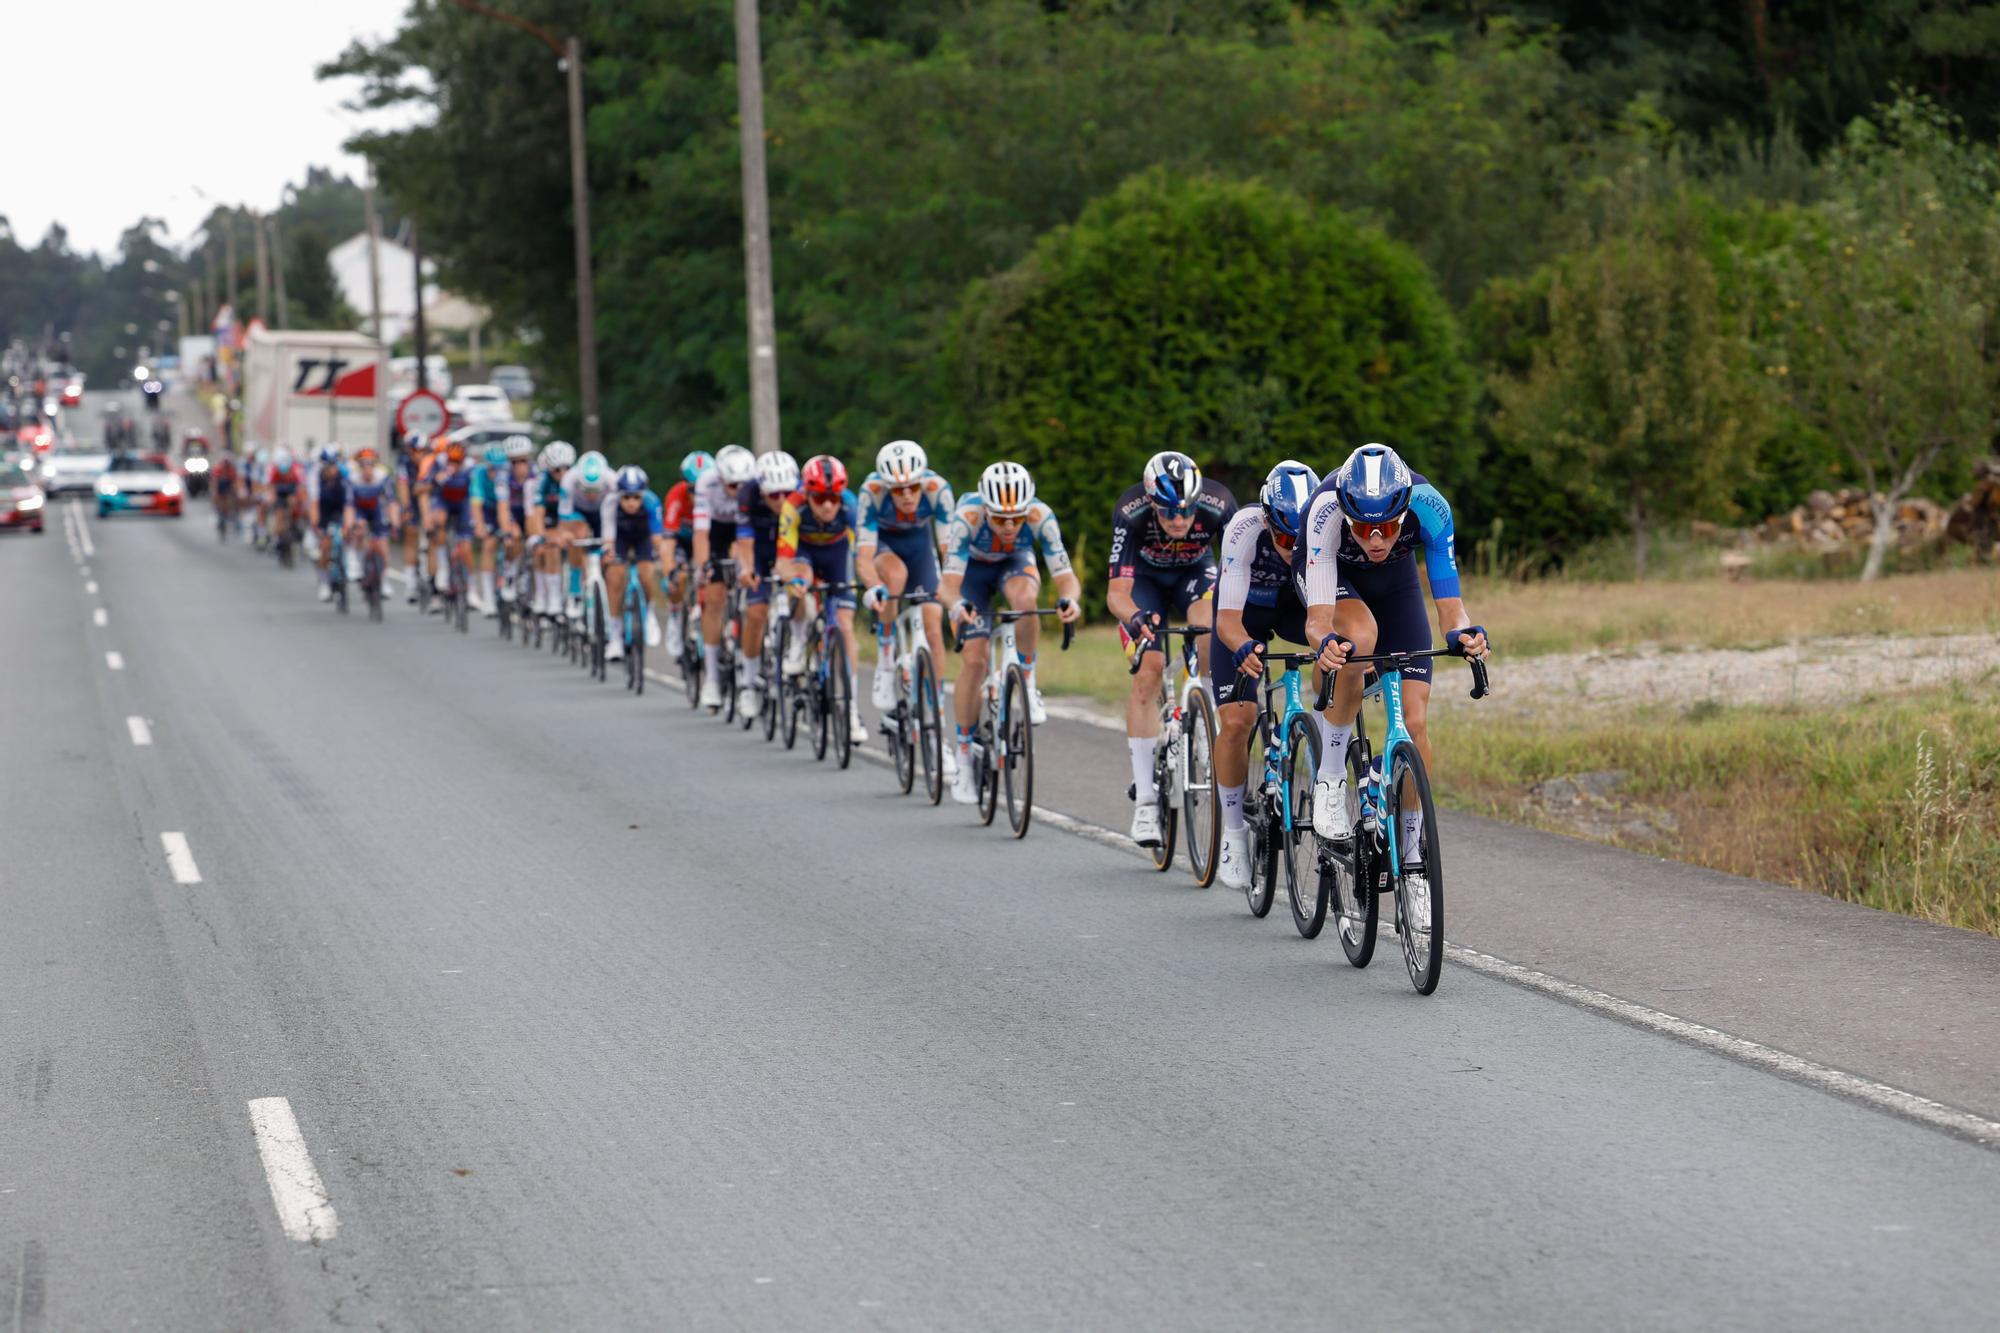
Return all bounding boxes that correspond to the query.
[15,423,52,454]
[59,380,84,407]
[0,460,45,533]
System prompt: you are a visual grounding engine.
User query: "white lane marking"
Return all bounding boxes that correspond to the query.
[126,716,153,746]
[105,651,125,671]
[1446,947,2000,1150]
[247,1097,340,1242]
[160,832,201,884]
[86,580,99,594]
[641,663,2000,1151]
[62,504,84,562]
[93,607,108,627]
[74,503,96,556]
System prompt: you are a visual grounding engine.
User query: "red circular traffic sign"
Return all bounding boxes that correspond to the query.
[396,389,448,440]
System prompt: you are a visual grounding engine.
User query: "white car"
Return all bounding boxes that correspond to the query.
[40,444,111,496]
[447,384,514,425]
[95,452,185,517]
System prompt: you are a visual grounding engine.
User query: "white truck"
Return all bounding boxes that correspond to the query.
[242,328,386,458]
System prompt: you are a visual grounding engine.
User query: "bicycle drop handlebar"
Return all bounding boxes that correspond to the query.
[1310,645,1493,710]
[1125,623,1212,676]
[952,602,1077,653]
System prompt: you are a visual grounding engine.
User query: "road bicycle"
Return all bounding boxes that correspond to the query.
[784,579,858,769]
[1235,650,1322,929]
[1126,624,1219,884]
[957,604,1074,838]
[497,540,530,642]
[680,559,733,712]
[325,525,349,615]
[358,535,385,623]
[1315,645,1491,996]
[440,537,471,635]
[619,560,649,696]
[717,574,746,722]
[874,591,945,805]
[572,539,609,681]
[743,601,783,740]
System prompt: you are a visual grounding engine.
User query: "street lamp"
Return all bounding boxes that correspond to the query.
[446,0,603,455]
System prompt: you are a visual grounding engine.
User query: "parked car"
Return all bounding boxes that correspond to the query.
[0,459,44,533]
[41,443,111,496]
[491,365,535,400]
[446,384,513,426]
[95,452,183,518]
[444,421,547,455]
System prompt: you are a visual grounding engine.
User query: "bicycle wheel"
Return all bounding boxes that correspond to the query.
[1331,739,1378,968]
[1002,664,1035,838]
[334,569,348,615]
[590,592,606,677]
[892,660,916,794]
[1183,686,1220,888]
[810,634,831,762]
[364,552,383,622]
[1388,743,1445,995]
[830,634,853,770]
[1243,727,1276,918]
[499,577,513,639]
[1148,743,1178,872]
[1283,716,1329,939]
[720,632,739,721]
[915,647,944,806]
[761,652,780,742]
[455,558,471,634]
[976,722,999,826]
[682,633,702,708]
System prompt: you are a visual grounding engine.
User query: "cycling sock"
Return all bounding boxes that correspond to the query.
[480,569,496,603]
[568,566,582,599]
[1129,738,1158,801]
[1220,782,1246,831]
[1319,719,1353,780]
[957,725,974,754]
[704,649,722,687]
[741,654,760,686]
[1401,806,1425,864]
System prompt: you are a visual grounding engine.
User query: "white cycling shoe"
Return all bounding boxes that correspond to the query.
[950,756,979,805]
[738,684,760,717]
[664,616,684,658]
[870,668,897,712]
[848,703,869,745]
[1130,801,1163,847]
[1027,682,1049,725]
[316,583,332,603]
[645,609,662,647]
[565,596,584,624]
[783,635,810,676]
[699,678,723,711]
[1217,827,1252,890]
[605,639,625,662]
[1312,778,1353,841]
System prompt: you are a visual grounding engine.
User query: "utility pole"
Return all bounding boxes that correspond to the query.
[363,167,388,450]
[270,214,289,329]
[225,214,239,312]
[253,210,271,324]
[733,0,781,456]
[412,222,430,392]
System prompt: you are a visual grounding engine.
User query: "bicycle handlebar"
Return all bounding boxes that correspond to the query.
[1310,645,1493,710]
[952,604,1076,653]
[1126,623,1213,676]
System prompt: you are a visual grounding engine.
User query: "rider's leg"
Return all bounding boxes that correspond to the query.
[1003,570,1042,678]
[1215,700,1258,829]
[1321,600,1378,781]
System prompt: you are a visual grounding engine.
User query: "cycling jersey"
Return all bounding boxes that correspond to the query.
[942,495,1072,577]
[348,465,394,535]
[603,489,665,565]
[267,463,302,500]
[430,462,474,509]
[532,468,564,525]
[1217,508,1308,612]
[557,470,610,523]
[691,470,738,534]
[734,480,786,562]
[502,465,531,524]
[777,491,857,559]
[1301,473,1459,604]
[309,463,349,525]
[663,481,695,538]
[856,470,954,546]
[1107,478,1236,577]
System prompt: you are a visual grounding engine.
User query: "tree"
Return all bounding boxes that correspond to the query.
[943,169,1474,579]
[1777,96,2000,581]
[1487,196,1768,577]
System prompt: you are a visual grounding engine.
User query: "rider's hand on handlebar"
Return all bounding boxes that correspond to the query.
[865,584,890,612]
[1452,624,1490,660]
[737,566,759,590]
[1315,631,1353,675]
[1055,596,1079,625]
[1231,639,1267,679]
[950,599,978,631]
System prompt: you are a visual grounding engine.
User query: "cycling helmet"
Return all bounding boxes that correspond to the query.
[1142,450,1202,514]
[445,440,467,462]
[1259,460,1320,543]
[616,465,649,494]
[680,450,715,485]
[483,444,507,467]
[574,451,608,487]
[715,444,756,486]
[875,439,927,486]
[978,461,1035,517]
[1333,443,1413,525]
[801,454,847,498]
[317,445,342,467]
[356,446,379,465]
[503,434,535,459]
[756,449,801,494]
[540,440,576,471]
[272,446,294,468]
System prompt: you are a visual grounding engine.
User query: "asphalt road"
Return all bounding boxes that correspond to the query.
[5,437,2000,1329]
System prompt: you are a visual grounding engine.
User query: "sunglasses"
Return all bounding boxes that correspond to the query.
[1152,501,1196,521]
[989,513,1025,527]
[1347,515,1402,541]
[889,482,923,499]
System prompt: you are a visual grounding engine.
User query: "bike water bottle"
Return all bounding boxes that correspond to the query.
[1362,755,1384,833]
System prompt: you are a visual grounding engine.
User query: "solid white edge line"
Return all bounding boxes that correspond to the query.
[647,661,2000,1151]
[126,716,152,746]
[105,651,125,671]
[247,1097,340,1243]
[93,607,108,627]
[160,832,201,884]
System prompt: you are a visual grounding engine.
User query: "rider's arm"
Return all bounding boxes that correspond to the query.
[1409,483,1485,655]
[941,508,974,625]
[776,498,802,563]
[1028,504,1082,620]
[1213,513,1257,657]
[929,475,956,553]
[1104,504,1141,624]
[1301,492,1349,669]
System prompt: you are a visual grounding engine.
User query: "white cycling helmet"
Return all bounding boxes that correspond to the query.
[539,440,576,471]
[756,449,800,495]
[978,460,1035,517]
[715,444,756,486]
[503,433,535,459]
[876,439,927,486]
[574,451,609,490]
[272,446,294,468]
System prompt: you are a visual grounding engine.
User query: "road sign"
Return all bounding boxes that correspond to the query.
[395,389,447,440]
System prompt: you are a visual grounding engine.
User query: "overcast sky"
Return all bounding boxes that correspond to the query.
[6,0,415,257]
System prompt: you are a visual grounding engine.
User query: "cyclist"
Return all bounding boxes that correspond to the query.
[266,446,303,551]
[305,445,350,601]
[422,439,478,608]
[855,439,955,733]
[941,461,1082,804]
[558,450,614,623]
[691,444,756,710]
[1210,461,1318,891]
[344,446,397,593]
[601,465,667,662]
[1302,444,1489,871]
[1106,451,1237,847]
[498,435,535,608]
[212,451,240,533]
[660,451,712,658]
[465,443,508,615]
[525,441,574,617]
[397,433,433,602]
[778,455,868,745]
[731,450,800,717]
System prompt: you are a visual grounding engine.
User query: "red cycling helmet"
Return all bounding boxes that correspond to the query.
[801,454,847,498]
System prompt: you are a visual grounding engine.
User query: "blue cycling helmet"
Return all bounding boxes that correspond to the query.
[483,443,507,467]
[615,465,649,494]
[1260,460,1320,542]
[317,445,342,466]
[1333,443,1413,524]
[1142,450,1202,514]
[680,450,715,485]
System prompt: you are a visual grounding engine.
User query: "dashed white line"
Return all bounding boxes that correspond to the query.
[85,580,98,594]
[126,716,153,746]
[247,1097,340,1242]
[73,504,95,556]
[105,651,125,671]
[93,607,108,627]
[160,832,201,884]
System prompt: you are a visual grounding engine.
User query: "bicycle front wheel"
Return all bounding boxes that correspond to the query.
[1331,738,1378,969]
[1183,686,1220,888]
[1388,743,1445,995]
[916,647,944,806]
[1002,664,1035,838]
[830,634,853,770]
[1283,717,1329,938]
[810,636,830,762]
[892,660,915,794]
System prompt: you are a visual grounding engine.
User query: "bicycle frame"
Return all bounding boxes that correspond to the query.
[1259,657,1316,838]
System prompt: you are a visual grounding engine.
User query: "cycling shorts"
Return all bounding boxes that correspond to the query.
[875,526,941,596]
[437,500,474,539]
[789,541,855,612]
[480,499,501,534]
[316,499,345,530]
[1122,559,1216,658]
[612,529,656,568]
[1335,557,1434,685]
[954,549,1036,643]
[573,509,603,540]
[352,505,390,538]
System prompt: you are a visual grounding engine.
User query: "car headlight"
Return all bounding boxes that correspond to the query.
[95,478,117,496]
[17,494,43,511]
[162,477,183,497]
[184,457,209,473]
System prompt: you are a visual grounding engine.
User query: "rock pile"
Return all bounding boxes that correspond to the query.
[1753,487,1949,552]
[1944,458,2000,562]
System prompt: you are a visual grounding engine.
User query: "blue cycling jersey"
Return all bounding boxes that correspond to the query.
[1302,473,1460,602]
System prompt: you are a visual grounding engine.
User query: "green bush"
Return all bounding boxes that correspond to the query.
[939,169,1475,590]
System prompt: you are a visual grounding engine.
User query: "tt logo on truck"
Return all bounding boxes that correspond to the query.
[291,359,350,393]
